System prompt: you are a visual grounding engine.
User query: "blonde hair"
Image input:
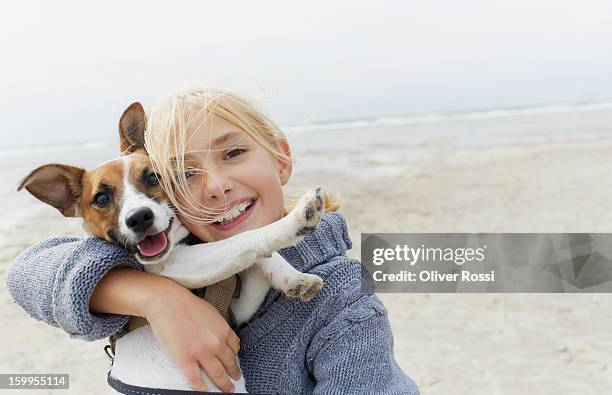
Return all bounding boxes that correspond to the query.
[145,87,291,225]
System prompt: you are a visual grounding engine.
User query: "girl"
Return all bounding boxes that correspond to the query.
[6,88,419,394]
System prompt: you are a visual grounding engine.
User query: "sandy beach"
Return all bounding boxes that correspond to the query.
[2,106,612,394]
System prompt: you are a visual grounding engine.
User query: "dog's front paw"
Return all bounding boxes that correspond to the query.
[283,273,324,302]
[293,187,325,238]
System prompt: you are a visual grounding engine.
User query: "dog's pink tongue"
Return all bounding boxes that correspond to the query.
[137,232,168,257]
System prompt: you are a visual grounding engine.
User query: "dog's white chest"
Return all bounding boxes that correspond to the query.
[110,325,247,393]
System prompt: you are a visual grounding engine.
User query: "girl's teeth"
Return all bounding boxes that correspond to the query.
[213,200,252,224]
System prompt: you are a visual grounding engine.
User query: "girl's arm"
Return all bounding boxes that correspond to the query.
[5,236,140,339]
[308,294,420,394]
[6,236,241,393]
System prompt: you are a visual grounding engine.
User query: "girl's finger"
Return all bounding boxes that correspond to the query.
[228,332,241,355]
[179,360,208,393]
[218,344,241,381]
[199,357,234,393]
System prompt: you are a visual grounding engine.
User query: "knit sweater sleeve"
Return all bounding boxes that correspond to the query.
[308,294,420,395]
[5,236,143,341]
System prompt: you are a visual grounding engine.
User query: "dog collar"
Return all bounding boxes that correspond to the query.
[107,371,219,394]
[199,274,240,322]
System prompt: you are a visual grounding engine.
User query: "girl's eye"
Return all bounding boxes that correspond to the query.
[143,172,160,187]
[184,169,197,179]
[93,192,110,207]
[224,148,246,160]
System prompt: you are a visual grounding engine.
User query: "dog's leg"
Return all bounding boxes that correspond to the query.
[231,253,324,325]
[230,268,270,326]
[157,188,327,289]
[256,253,323,302]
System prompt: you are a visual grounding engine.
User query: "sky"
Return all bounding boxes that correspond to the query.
[1,0,612,149]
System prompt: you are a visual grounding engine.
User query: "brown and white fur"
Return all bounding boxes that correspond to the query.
[18,103,331,393]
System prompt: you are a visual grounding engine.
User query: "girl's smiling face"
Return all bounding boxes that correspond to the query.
[177,115,292,242]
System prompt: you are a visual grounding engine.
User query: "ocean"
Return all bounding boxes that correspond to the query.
[2,102,612,229]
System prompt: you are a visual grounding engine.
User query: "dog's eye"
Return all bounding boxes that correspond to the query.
[93,192,110,207]
[144,172,160,187]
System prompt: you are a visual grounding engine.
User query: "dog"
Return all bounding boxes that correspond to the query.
[18,102,332,393]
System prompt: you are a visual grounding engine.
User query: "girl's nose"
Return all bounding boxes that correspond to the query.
[201,170,233,200]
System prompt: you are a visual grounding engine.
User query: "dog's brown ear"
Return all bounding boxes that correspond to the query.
[17,164,85,217]
[119,102,147,153]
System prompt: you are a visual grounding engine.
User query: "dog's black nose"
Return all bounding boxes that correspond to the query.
[126,207,155,233]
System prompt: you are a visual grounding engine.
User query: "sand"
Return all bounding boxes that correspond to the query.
[2,115,612,393]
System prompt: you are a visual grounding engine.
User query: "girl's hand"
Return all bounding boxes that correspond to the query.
[143,278,242,393]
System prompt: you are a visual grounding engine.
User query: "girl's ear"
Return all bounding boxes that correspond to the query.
[277,138,293,185]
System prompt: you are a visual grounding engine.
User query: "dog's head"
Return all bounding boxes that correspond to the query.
[18,103,188,265]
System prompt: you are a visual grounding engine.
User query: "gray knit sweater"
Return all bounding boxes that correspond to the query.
[6,213,419,394]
